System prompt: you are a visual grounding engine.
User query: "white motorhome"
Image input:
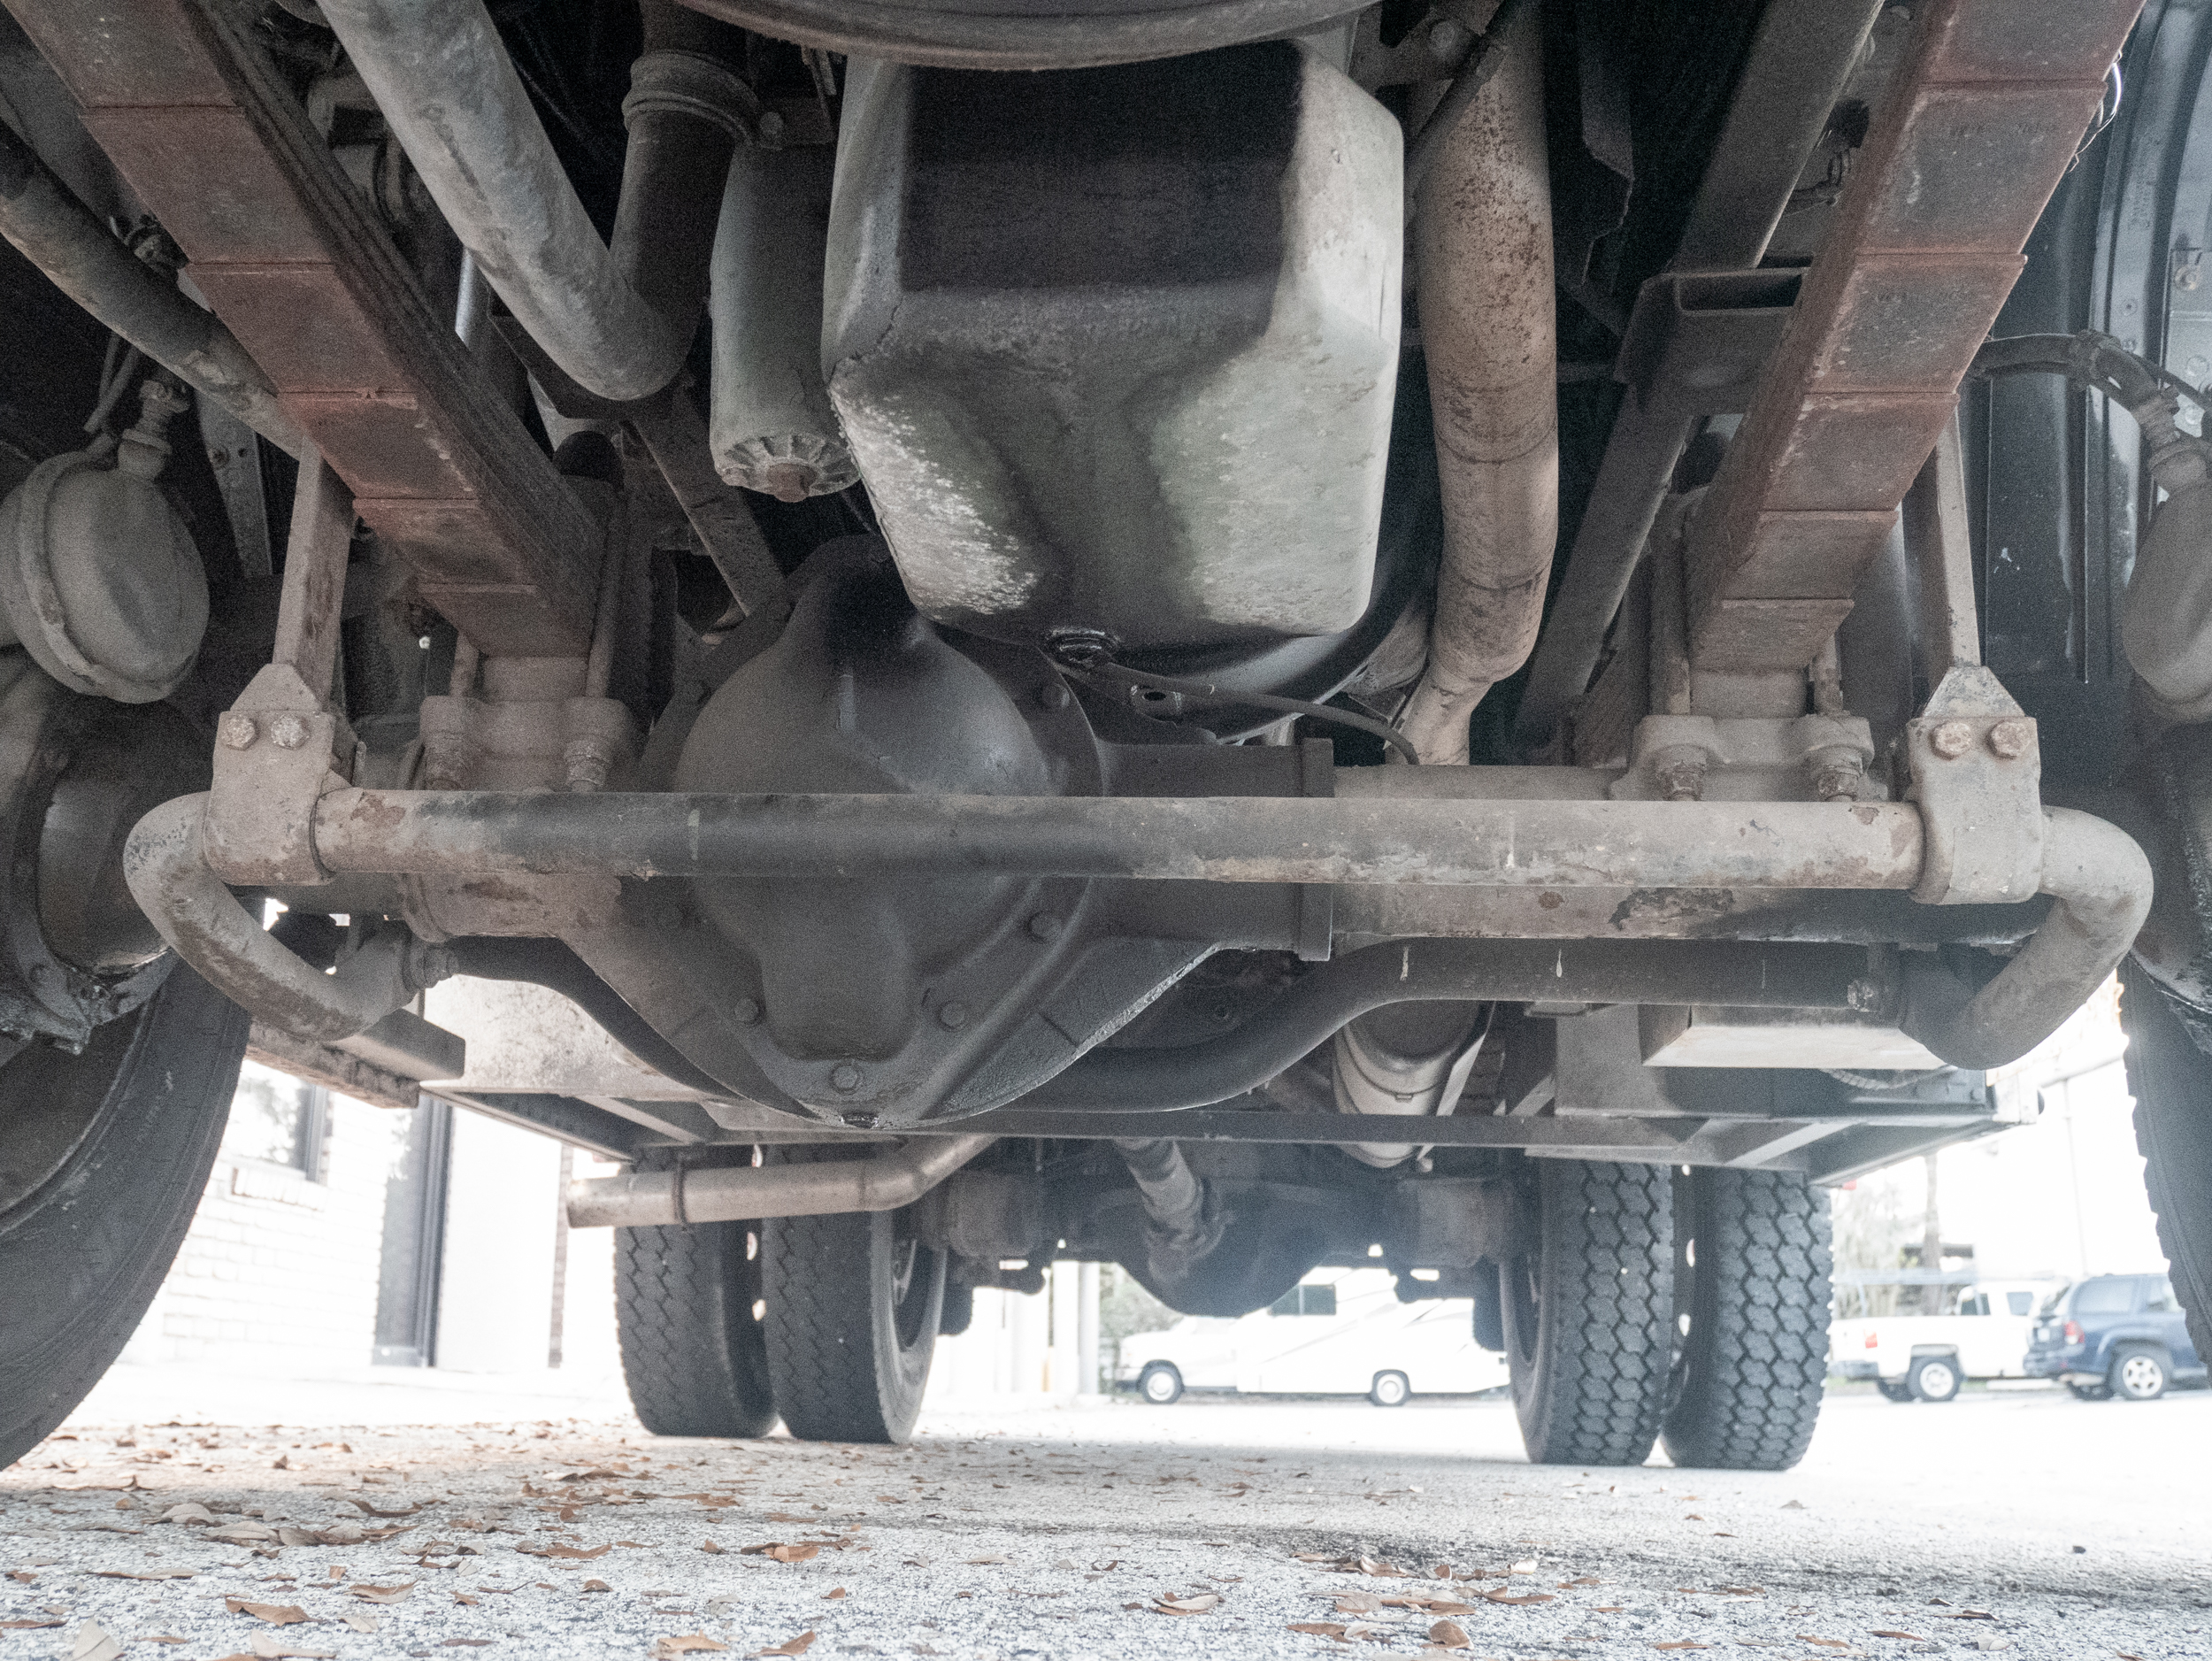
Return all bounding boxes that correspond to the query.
[1114,1269,1509,1407]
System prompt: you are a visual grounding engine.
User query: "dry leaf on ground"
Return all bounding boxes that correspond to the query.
[248,1636,336,1659]
[822,1588,846,1600]
[702,1541,725,1555]
[1486,1590,1555,1606]
[581,1580,612,1593]
[0,1621,64,1633]
[1290,1622,1348,1642]
[740,1542,819,1564]
[71,1624,126,1661]
[1798,1640,1850,1650]
[651,1637,729,1658]
[136,1637,186,1645]
[342,1616,379,1634]
[93,1568,193,1580]
[749,1634,815,1658]
[1870,1634,1924,1643]
[348,1581,417,1604]
[1150,1594,1220,1616]
[223,1600,309,1626]
[1428,1619,1471,1649]
[539,1543,613,1561]
[345,1498,422,1518]
[1653,1644,1710,1652]
[158,1503,214,1526]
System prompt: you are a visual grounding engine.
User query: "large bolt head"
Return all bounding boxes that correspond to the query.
[1987,719,2032,759]
[219,712,257,750]
[269,714,310,750]
[1928,720,1975,759]
[829,1062,864,1093]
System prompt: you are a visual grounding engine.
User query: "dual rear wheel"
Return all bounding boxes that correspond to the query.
[614,1147,950,1444]
[1499,1159,1832,1470]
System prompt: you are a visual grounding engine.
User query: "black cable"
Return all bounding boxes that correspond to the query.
[1056,650,1421,765]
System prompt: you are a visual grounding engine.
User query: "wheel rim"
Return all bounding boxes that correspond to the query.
[2119,1355,2162,1396]
[1920,1361,1956,1397]
[1144,1369,1175,1402]
[1375,1373,1407,1405]
[887,1210,936,1352]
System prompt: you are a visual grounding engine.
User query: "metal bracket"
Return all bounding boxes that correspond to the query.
[1615,268,1803,417]
[1906,666,2044,905]
[203,450,358,886]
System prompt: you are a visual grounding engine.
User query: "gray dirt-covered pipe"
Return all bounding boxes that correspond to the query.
[566,1134,995,1227]
[0,120,305,458]
[1398,6,1557,765]
[319,0,693,404]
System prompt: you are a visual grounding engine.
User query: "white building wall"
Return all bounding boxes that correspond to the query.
[434,1109,564,1373]
[126,1083,401,1373]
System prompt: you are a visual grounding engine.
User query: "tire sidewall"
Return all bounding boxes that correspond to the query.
[1371,1370,1409,1407]
[0,967,246,1466]
[1140,1364,1182,1404]
[1910,1357,1960,1402]
[867,1209,944,1441]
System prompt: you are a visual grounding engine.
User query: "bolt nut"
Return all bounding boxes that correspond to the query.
[269,714,311,750]
[829,1062,864,1093]
[938,1000,971,1031]
[1928,719,1975,760]
[1652,746,1709,803]
[219,713,258,750]
[1027,912,1064,942]
[1427,15,1472,61]
[732,996,762,1027]
[1987,719,2032,760]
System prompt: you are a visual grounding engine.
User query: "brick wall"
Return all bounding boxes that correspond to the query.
[125,1079,403,1373]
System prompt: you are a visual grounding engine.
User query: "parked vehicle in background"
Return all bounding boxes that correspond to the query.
[1830,1279,2062,1402]
[1117,1270,1507,1407]
[2025,1275,2207,1401]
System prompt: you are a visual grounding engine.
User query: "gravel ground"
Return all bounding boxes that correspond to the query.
[3,1382,2206,1661]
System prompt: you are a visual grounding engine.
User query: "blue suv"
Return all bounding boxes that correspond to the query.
[2025,1275,2206,1401]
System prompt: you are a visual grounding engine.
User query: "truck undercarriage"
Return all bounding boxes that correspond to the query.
[0,0,2207,1470]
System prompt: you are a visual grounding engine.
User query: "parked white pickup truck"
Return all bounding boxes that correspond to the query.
[1831,1279,2066,1401]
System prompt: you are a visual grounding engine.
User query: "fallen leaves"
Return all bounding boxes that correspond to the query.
[1427,1619,1471,1649]
[1652,1644,1709,1653]
[1798,1639,1851,1649]
[1870,1634,1925,1643]
[741,1542,819,1563]
[70,1621,125,1661]
[749,1634,815,1658]
[92,1568,194,1580]
[344,1497,424,1518]
[223,1600,309,1625]
[534,1542,613,1560]
[652,1638,729,1658]
[158,1503,214,1526]
[1147,1593,1220,1616]
[347,1581,418,1604]
[246,1637,336,1659]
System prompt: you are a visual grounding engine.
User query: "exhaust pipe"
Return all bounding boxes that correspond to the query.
[1398,4,1558,765]
[566,1134,995,1228]
[319,0,745,404]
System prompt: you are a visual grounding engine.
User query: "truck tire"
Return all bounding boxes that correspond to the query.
[2120,961,2212,1368]
[761,1149,945,1444]
[614,1199,777,1439]
[1877,1380,1915,1403]
[1500,1158,1673,1465]
[1138,1362,1183,1404]
[0,966,248,1470]
[939,1273,975,1338]
[1369,1369,1411,1407]
[2108,1343,2170,1401]
[1661,1167,1832,1471]
[1907,1353,1961,1402]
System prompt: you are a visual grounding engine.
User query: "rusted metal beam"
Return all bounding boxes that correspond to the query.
[1683,0,2141,672]
[7,0,602,655]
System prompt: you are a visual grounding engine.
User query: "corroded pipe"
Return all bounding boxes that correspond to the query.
[1399,6,1557,764]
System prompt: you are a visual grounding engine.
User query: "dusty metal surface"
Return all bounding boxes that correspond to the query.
[1683,0,2142,672]
[243,1017,421,1111]
[4,0,602,655]
[304,788,1930,889]
[567,1133,994,1228]
[1509,0,1886,750]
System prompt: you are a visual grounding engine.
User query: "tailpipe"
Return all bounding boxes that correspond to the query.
[566,1134,995,1227]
